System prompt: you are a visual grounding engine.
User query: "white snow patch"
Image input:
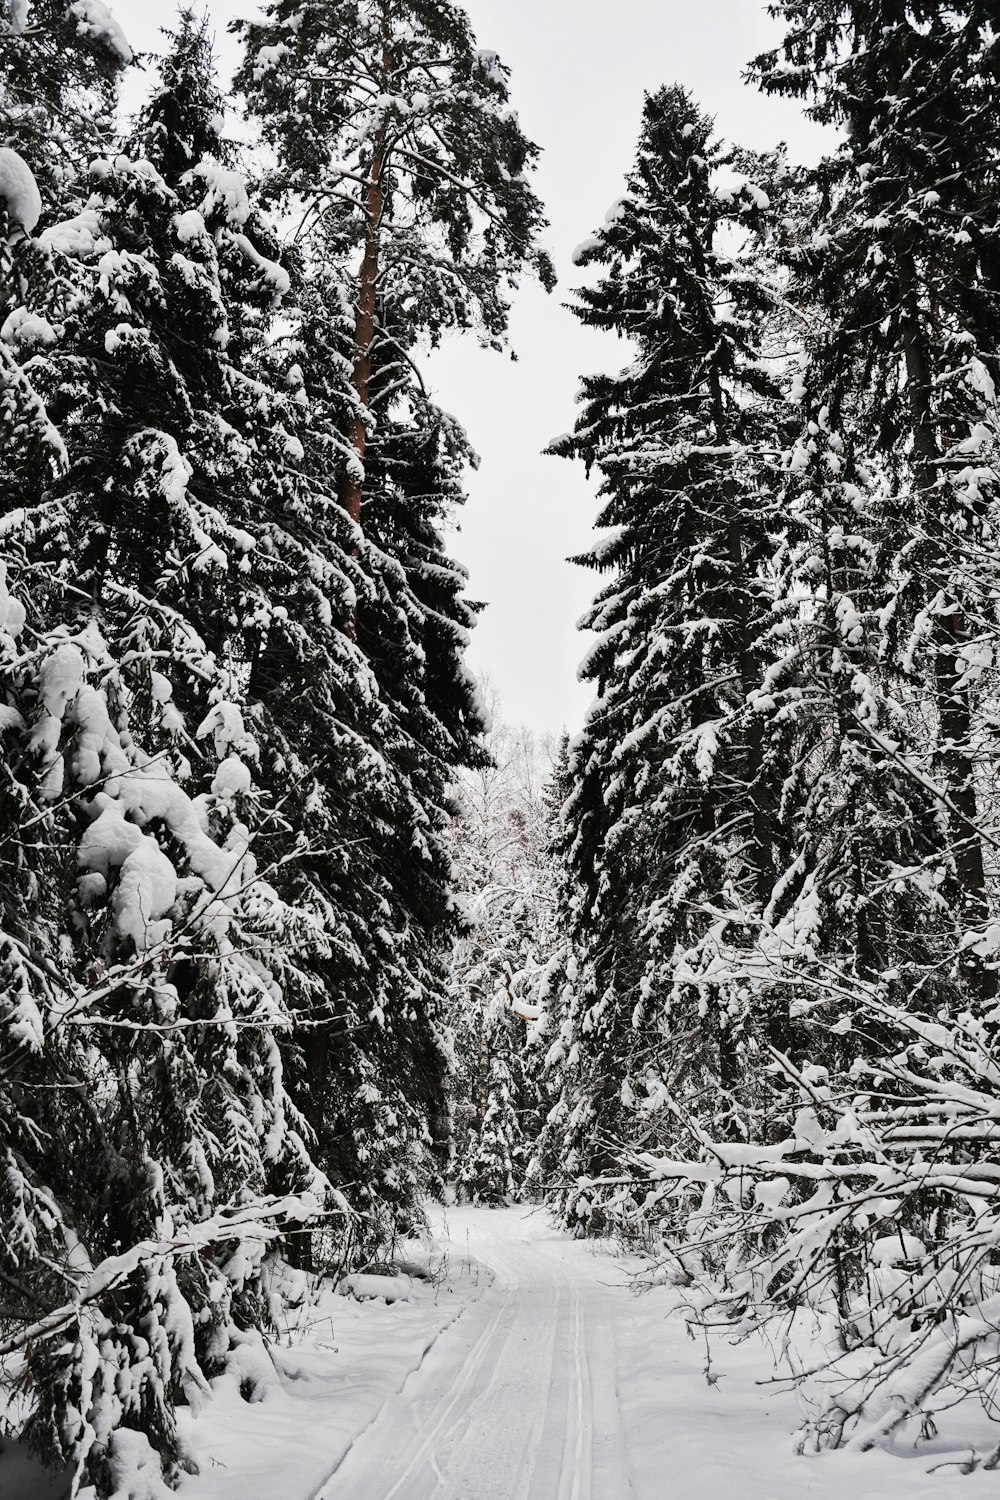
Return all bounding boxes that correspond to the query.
[0,148,42,233]
[709,163,770,210]
[871,1232,926,1267]
[174,208,210,245]
[475,48,505,85]
[177,1205,1000,1500]
[66,0,132,63]
[0,564,26,641]
[197,162,251,227]
[571,235,602,266]
[197,702,258,762]
[211,754,252,800]
[1,306,57,348]
[603,197,630,225]
[234,234,290,300]
[112,835,177,951]
[340,1273,415,1304]
[172,1226,483,1500]
[966,355,997,405]
[252,41,287,81]
[39,206,112,259]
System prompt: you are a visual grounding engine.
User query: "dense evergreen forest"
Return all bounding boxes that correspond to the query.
[3,0,1000,1492]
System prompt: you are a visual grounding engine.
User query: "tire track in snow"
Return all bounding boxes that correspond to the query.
[556,1280,592,1500]
[314,1274,515,1500]
[425,1225,563,1499]
[320,1222,542,1499]
[377,1291,521,1499]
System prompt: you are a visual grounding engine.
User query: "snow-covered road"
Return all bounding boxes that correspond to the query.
[321,1205,633,1500]
[167,1202,997,1500]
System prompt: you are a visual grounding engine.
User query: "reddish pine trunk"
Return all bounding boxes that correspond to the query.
[304,45,391,1160]
[340,142,386,529]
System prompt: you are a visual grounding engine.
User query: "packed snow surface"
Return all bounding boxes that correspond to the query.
[194,1209,1000,1496]
[315,1208,1000,1500]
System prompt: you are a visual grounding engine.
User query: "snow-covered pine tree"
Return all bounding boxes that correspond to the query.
[461,1052,523,1207]
[524,733,580,1198]
[0,0,131,618]
[752,0,1000,1001]
[234,0,554,526]
[745,397,966,1054]
[1,0,132,219]
[545,87,790,1229]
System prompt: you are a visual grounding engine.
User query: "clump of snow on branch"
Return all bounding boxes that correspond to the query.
[0,147,42,232]
[66,0,132,64]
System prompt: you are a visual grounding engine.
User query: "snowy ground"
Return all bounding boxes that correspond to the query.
[181,1205,1000,1498]
[6,1204,1000,1497]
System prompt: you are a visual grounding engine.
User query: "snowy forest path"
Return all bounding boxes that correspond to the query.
[318,1205,637,1500]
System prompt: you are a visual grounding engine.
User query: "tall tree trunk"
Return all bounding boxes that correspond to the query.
[307,41,391,1170]
[706,373,787,1049]
[340,136,386,528]
[896,239,994,999]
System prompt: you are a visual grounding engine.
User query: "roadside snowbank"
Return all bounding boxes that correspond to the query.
[614,1281,1000,1498]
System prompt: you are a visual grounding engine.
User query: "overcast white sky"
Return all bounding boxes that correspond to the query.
[113,0,831,736]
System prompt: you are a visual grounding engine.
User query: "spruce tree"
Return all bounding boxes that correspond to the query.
[446,710,555,1203]
[547,87,790,1226]
[748,397,966,1051]
[752,0,1000,998]
[0,15,340,1491]
[460,1049,524,1206]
